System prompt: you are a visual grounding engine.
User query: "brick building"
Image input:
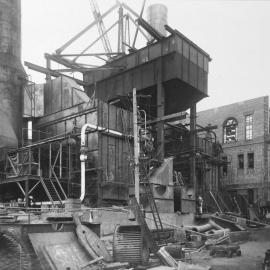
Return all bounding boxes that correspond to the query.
[197,96,270,206]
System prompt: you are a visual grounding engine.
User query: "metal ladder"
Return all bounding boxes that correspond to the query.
[40,177,67,206]
[140,160,163,239]
[130,197,159,253]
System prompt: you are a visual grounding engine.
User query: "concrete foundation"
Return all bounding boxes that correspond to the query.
[86,209,194,236]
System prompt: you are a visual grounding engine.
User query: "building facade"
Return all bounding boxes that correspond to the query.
[197,96,270,206]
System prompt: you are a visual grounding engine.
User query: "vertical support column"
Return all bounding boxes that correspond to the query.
[190,104,197,203]
[25,180,29,208]
[119,5,124,53]
[28,148,32,174]
[38,147,41,176]
[133,88,140,203]
[49,143,52,178]
[46,57,51,83]
[46,57,52,113]
[263,96,269,202]
[157,59,164,161]
[118,5,124,53]
[68,143,72,197]
[60,142,62,179]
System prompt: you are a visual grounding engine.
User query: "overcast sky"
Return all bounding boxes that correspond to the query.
[21,0,270,111]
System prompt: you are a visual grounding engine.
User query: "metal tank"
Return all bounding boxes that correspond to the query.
[0,0,26,148]
[147,3,168,37]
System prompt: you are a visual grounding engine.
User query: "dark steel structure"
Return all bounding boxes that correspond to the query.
[0,1,225,214]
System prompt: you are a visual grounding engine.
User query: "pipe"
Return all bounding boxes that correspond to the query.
[80,123,128,202]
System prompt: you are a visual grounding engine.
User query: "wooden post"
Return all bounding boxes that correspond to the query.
[190,104,197,205]
[157,59,164,161]
[133,88,140,203]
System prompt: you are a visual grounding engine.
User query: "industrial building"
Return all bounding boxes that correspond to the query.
[0,0,224,215]
[198,96,270,208]
[2,1,260,269]
[0,0,247,269]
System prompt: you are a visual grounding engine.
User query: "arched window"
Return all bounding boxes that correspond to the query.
[223,118,238,143]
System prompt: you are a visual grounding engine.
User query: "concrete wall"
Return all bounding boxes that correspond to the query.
[0,0,25,148]
[197,96,270,202]
[87,209,194,236]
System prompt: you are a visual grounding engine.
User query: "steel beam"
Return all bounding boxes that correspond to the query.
[24,61,88,86]
[58,52,121,57]
[55,3,119,54]
[132,0,146,48]
[45,53,81,70]
[146,112,187,125]
[73,17,124,62]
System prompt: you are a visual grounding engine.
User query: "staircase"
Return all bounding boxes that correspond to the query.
[40,177,67,206]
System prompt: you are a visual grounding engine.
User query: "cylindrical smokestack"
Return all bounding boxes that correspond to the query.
[0,0,26,148]
[147,3,168,37]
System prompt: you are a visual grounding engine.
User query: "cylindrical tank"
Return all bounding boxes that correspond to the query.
[0,0,26,149]
[147,3,168,37]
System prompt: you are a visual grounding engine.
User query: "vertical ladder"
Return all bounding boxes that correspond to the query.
[140,160,163,239]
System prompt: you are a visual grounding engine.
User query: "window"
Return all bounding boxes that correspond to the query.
[223,118,238,143]
[245,115,253,140]
[222,156,228,176]
[248,153,254,169]
[238,154,244,169]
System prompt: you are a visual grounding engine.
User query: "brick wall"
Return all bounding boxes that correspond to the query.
[197,96,269,202]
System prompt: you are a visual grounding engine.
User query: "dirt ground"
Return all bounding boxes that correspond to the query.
[190,227,270,270]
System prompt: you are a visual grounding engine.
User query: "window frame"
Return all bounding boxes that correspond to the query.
[223,117,238,143]
[245,114,253,141]
[247,152,254,169]
[222,156,228,176]
[238,153,244,169]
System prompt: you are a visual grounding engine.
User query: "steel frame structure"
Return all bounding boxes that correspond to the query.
[1,136,75,207]
[24,0,164,82]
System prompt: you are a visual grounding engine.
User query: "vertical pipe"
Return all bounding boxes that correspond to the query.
[133,88,140,203]
[27,120,33,141]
